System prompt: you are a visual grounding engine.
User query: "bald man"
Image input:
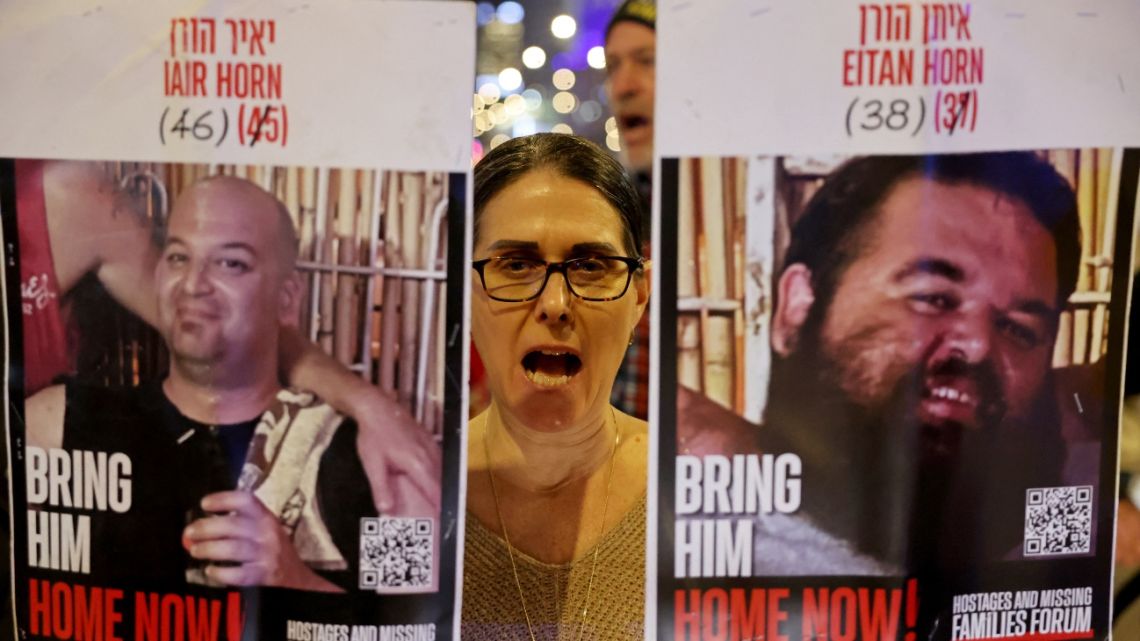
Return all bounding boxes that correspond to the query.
[15,159,438,515]
[26,177,382,591]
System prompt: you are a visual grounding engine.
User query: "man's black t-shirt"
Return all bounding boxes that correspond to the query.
[57,381,374,591]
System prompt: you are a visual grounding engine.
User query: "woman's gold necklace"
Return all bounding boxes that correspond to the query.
[483,409,621,641]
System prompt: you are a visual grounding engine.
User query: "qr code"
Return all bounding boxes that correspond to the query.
[359,516,434,591]
[1023,486,1093,556]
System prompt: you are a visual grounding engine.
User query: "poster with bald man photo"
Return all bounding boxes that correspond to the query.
[657,150,1138,641]
[0,158,465,639]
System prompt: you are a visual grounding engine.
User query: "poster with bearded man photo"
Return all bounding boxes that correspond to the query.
[657,149,1137,641]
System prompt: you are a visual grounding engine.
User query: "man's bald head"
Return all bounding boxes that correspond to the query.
[166,175,298,277]
[157,175,302,381]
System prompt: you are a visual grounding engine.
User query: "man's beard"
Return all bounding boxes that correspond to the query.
[762,324,1064,576]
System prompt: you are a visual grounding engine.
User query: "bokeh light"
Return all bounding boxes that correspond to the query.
[587,46,606,70]
[496,1,524,25]
[488,102,507,125]
[522,46,546,69]
[474,112,492,135]
[476,4,614,152]
[498,67,523,92]
[552,91,577,114]
[478,82,501,103]
[522,88,543,110]
[476,2,495,26]
[551,15,577,39]
[576,100,603,123]
[552,68,576,91]
[504,94,526,116]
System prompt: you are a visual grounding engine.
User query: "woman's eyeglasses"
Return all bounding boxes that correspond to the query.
[472,256,645,302]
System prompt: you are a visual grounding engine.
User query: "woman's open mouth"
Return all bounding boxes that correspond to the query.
[522,350,582,387]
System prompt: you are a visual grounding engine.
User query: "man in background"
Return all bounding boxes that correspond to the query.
[604,0,656,418]
[605,0,656,182]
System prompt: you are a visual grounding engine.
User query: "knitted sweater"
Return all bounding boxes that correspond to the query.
[461,495,646,640]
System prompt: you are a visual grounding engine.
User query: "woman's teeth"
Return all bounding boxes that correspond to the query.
[521,349,581,386]
[525,369,572,386]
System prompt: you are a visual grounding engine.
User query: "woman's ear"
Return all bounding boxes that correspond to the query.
[771,263,815,356]
[632,259,651,321]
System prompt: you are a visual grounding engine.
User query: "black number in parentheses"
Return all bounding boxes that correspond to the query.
[860,99,884,131]
[859,99,911,132]
[168,109,215,142]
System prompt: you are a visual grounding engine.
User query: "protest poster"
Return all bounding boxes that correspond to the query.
[652,2,1140,639]
[1,2,473,639]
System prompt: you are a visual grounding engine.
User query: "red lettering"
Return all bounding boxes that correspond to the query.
[134,592,227,641]
[675,587,795,640]
[27,581,123,641]
[216,62,233,98]
[905,579,919,641]
[186,597,221,641]
[74,586,101,641]
[858,588,902,641]
[830,587,857,641]
[803,588,829,640]
[52,581,74,639]
[923,47,983,85]
[702,588,729,641]
[954,49,968,84]
[885,49,914,85]
[767,588,789,641]
[843,50,860,86]
[164,60,208,97]
[161,594,185,641]
[106,590,124,641]
[225,592,244,641]
[842,49,914,87]
[675,590,700,639]
[136,592,160,641]
[266,64,282,99]
[730,589,765,641]
[215,63,282,99]
[29,579,51,636]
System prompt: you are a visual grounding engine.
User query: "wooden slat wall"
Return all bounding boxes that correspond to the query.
[676,157,749,412]
[1051,148,1120,368]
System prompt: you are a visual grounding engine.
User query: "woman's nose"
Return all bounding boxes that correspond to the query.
[533,272,573,324]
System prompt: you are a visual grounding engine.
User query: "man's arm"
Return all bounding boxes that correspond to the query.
[43,160,161,326]
[25,385,66,451]
[278,327,441,514]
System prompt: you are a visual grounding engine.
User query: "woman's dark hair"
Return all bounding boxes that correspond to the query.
[474,133,644,258]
